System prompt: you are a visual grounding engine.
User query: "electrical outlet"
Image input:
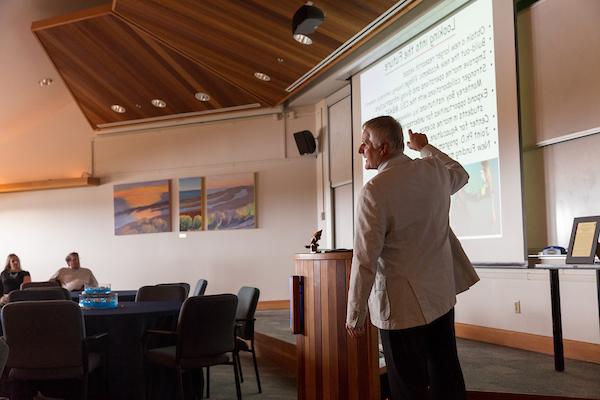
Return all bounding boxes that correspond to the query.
[514,301,521,314]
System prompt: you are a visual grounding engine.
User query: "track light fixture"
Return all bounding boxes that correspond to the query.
[292,2,324,45]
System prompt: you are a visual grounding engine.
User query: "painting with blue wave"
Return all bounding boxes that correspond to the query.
[179,177,203,231]
[113,180,171,235]
[206,173,256,230]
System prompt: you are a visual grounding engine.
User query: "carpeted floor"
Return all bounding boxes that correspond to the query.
[199,353,296,399]
[254,310,600,399]
[459,339,600,399]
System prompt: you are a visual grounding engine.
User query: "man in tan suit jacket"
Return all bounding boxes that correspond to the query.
[346,116,478,400]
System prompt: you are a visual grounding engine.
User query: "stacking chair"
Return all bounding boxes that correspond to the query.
[8,287,71,302]
[192,279,208,296]
[205,287,261,397]
[20,281,60,290]
[234,287,261,393]
[135,285,188,304]
[1,300,106,400]
[144,294,241,400]
[157,282,191,298]
[0,337,8,377]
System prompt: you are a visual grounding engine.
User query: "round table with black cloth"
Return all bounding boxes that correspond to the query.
[83,301,181,400]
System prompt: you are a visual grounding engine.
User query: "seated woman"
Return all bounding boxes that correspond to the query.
[1,254,31,294]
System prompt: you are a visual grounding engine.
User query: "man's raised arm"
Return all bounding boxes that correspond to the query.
[407,129,469,194]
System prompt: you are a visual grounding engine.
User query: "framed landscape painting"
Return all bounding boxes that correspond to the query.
[179,177,203,231]
[206,173,256,230]
[113,180,171,235]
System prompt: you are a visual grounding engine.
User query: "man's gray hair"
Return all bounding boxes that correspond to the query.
[362,116,404,153]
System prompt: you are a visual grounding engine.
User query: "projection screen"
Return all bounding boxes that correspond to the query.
[352,0,525,264]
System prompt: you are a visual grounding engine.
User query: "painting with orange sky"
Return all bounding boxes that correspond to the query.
[114,180,171,235]
[206,173,255,230]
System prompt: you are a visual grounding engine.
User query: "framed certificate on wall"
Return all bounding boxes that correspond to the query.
[566,216,600,264]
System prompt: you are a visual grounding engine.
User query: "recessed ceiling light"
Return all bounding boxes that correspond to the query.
[254,72,271,81]
[151,99,167,108]
[293,34,313,45]
[111,104,126,113]
[277,57,284,63]
[38,77,54,86]
[194,92,210,102]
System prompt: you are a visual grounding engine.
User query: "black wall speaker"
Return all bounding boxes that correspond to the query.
[294,130,317,155]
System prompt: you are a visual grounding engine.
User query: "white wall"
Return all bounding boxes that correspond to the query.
[0,106,318,301]
[456,269,599,344]
[456,1,600,344]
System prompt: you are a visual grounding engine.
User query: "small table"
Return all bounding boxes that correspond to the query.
[530,263,600,372]
[83,301,181,400]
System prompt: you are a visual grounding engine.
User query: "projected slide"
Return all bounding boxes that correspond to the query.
[360,0,501,239]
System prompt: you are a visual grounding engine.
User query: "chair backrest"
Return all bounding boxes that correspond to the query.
[20,281,60,290]
[177,294,238,360]
[235,287,260,340]
[136,285,187,303]
[192,279,208,296]
[0,338,8,377]
[9,287,71,302]
[157,282,190,298]
[1,300,84,372]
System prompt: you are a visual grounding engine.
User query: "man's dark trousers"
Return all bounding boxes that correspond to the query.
[380,308,466,400]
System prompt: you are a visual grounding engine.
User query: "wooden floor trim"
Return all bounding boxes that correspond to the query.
[467,392,597,400]
[257,299,290,310]
[256,301,599,364]
[456,323,600,364]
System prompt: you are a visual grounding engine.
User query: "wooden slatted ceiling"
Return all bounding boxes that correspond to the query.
[113,0,396,104]
[33,6,262,128]
[32,1,400,129]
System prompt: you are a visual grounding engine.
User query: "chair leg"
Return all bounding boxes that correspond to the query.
[237,351,244,382]
[81,374,89,400]
[206,366,210,398]
[232,355,243,400]
[145,364,151,400]
[176,367,185,400]
[198,368,204,400]
[103,358,108,398]
[251,342,262,393]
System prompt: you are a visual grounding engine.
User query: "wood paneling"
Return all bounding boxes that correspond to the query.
[113,0,398,106]
[31,0,402,129]
[0,177,100,194]
[254,331,296,374]
[456,323,600,364]
[33,9,260,128]
[467,392,598,400]
[294,252,379,400]
[257,300,290,310]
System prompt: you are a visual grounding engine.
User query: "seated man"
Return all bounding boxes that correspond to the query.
[50,252,98,291]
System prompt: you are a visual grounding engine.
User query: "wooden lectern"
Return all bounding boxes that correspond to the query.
[292,252,379,400]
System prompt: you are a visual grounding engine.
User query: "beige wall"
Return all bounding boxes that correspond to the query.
[455,0,600,344]
[0,106,317,301]
[0,101,93,182]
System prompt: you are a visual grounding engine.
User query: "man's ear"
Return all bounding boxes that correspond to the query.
[380,142,389,157]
